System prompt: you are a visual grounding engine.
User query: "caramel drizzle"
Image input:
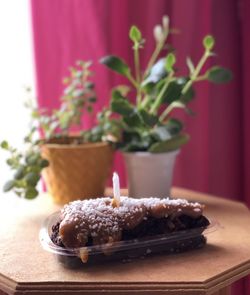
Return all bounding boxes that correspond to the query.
[59,196,203,262]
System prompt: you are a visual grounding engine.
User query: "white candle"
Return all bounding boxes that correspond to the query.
[112,172,120,207]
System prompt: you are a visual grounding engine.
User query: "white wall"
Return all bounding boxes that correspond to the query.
[0,0,35,198]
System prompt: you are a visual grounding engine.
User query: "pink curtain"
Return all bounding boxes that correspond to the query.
[31,1,250,293]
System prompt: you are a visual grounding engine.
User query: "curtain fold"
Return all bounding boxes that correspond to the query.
[31,1,250,292]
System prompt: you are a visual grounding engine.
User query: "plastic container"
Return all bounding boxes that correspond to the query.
[39,211,218,268]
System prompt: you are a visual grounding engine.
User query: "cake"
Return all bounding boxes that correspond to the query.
[50,196,210,264]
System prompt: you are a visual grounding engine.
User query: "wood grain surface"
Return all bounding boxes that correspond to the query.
[0,188,250,295]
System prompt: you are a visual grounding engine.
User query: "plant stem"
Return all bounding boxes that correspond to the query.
[134,46,140,85]
[134,44,142,106]
[194,74,207,82]
[149,72,174,114]
[140,30,169,108]
[181,50,210,95]
[143,33,168,79]
[160,51,211,122]
[159,103,175,121]
[145,42,163,77]
[127,74,138,89]
[143,40,167,80]
[140,95,151,109]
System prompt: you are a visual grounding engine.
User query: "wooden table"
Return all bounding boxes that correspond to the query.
[0,188,250,295]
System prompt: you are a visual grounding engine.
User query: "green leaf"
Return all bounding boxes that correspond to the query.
[161,77,195,104]
[161,80,182,104]
[87,105,93,113]
[25,187,39,199]
[123,111,142,128]
[58,112,71,129]
[141,82,155,95]
[88,96,97,103]
[151,126,172,142]
[149,133,190,153]
[120,131,151,152]
[203,35,215,51]
[6,158,15,166]
[100,55,131,77]
[129,25,142,42]
[206,66,233,84]
[39,159,49,168]
[72,89,85,97]
[181,86,195,103]
[14,166,26,180]
[1,140,9,150]
[85,82,95,89]
[114,85,131,96]
[139,109,158,127]
[25,153,40,165]
[165,53,176,72]
[24,172,40,186]
[112,89,126,100]
[111,96,134,116]
[3,180,16,192]
[165,118,183,135]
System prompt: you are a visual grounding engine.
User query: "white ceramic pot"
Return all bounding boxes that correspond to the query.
[123,150,179,198]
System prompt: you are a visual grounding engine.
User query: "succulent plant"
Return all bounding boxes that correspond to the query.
[1,61,117,199]
[100,16,232,153]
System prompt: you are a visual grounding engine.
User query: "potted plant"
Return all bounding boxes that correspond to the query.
[1,60,119,204]
[100,16,232,197]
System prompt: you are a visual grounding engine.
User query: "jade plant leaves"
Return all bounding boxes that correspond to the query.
[149,133,190,153]
[120,130,153,152]
[111,97,133,116]
[1,140,9,149]
[112,89,127,100]
[99,24,233,156]
[123,112,142,129]
[129,25,142,43]
[100,55,131,77]
[25,187,39,199]
[39,159,49,168]
[203,35,215,51]
[3,180,16,192]
[165,53,176,72]
[151,126,172,142]
[25,153,40,165]
[206,66,233,84]
[165,118,183,135]
[24,172,40,186]
[139,109,158,127]
[14,166,26,180]
[111,89,134,117]
[159,78,195,104]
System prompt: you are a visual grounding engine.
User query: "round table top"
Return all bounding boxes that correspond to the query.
[0,188,250,295]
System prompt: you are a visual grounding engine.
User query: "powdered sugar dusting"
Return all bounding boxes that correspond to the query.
[59,196,203,249]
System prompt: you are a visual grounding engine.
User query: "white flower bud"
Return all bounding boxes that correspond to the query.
[153,25,164,42]
[162,15,169,31]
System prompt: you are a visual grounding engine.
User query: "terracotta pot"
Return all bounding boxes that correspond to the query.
[42,140,114,204]
[123,150,179,198]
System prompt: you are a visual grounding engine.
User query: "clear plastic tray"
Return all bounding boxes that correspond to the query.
[39,211,218,268]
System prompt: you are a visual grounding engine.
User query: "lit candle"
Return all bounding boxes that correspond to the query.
[112,172,120,207]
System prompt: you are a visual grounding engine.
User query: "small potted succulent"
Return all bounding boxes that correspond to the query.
[1,61,119,204]
[100,16,232,197]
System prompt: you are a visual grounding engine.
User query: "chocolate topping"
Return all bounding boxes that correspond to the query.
[59,196,204,249]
